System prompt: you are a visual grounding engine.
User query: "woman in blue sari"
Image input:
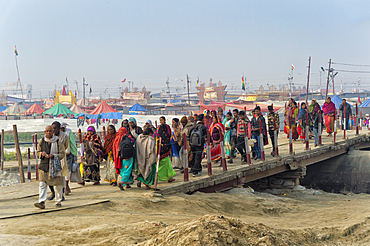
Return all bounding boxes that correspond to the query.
[171,118,182,169]
[223,112,233,157]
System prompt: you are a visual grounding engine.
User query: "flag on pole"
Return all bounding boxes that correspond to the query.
[291,64,295,70]
[66,77,68,82]
[121,78,126,83]
[89,86,92,94]
[196,76,199,86]
[14,46,18,56]
[181,79,183,83]
[242,74,245,91]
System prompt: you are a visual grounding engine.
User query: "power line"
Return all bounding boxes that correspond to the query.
[334,69,370,74]
[332,62,370,67]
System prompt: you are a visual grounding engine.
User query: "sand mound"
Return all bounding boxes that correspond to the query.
[137,214,310,246]
[0,170,30,186]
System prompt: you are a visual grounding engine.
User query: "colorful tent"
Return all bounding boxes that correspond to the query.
[77,98,89,107]
[43,103,76,117]
[3,102,26,115]
[0,111,5,116]
[165,102,175,107]
[129,103,146,115]
[21,103,45,115]
[70,104,86,114]
[359,99,370,107]
[90,101,117,114]
[0,106,7,112]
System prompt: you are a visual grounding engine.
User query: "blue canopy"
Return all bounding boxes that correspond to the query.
[0,106,7,112]
[129,103,146,115]
[359,98,370,107]
[77,112,123,120]
[331,95,343,109]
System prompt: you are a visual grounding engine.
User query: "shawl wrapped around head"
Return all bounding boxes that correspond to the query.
[103,125,116,157]
[210,115,225,139]
[83,130,103,153]
[322,101,336,115]
[298,107,308,121]
[113,127,131,172]
[136,134,156,179]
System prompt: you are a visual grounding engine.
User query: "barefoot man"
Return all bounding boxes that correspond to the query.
[34,125,65,209]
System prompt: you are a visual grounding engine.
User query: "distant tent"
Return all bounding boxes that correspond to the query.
[22,103,45,115]
[359,99,370,107]
[129,103,146,115]
[0,106,7,112]
[0,111,5,116]
[43,103,76,117]
[330,95,353,109]
[70,104,86,114]
[3,102,26,115]
[77,98,89,107]
[90,101,117,114]
[165,102,175,107]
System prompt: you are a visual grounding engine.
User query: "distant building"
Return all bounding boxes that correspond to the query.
[54,86,77,105]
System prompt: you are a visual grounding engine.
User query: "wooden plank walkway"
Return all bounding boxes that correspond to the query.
[157,130,370,195]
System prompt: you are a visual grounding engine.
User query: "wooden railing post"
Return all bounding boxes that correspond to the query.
[13,125,25,183]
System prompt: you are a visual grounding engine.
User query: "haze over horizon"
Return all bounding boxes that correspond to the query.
[1,0,370,99]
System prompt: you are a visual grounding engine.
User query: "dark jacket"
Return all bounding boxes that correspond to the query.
[339,103,352,118]
[251,115,266,136]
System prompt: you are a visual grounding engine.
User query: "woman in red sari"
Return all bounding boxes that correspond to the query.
[209,115,225,162]
[322,97,336,137]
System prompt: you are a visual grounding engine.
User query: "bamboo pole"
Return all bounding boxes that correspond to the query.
[0,129,4,171]
[13,125,25,183]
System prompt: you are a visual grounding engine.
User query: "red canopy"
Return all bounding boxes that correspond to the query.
[90,101,118,114]
[21,103,45,115]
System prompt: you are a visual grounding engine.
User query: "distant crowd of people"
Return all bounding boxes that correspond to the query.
[33,98,365,209]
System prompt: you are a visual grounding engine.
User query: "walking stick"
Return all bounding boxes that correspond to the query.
[35,133,38,180]
[343,104,346,139]
[183,133,189,181]
[244,121,251,164]
[153,137,162,190]
[318,110,322,146]
[220,133,227,171]
[206,130,212,176]
[305,112,309,150]
[356,104,359,135]
[273,117,279,157]
[259,119,265,161]
[27,148,31,180]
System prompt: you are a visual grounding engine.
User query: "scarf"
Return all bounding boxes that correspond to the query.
[103,130,116,156]
[113,127,128,172]
[136,134,156,179]
[298,107,308,121]
[44,135,62,178]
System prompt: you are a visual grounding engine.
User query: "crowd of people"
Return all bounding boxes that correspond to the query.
[33,98,362,209]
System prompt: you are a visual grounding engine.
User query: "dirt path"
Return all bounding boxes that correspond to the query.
[1,181,370,245]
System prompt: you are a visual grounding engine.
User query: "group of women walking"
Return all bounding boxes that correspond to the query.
[80,117,176,190]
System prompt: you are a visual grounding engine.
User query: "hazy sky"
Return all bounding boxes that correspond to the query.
[1,0,370,98]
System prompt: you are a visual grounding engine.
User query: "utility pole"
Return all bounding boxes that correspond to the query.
[305,56,311,104]
[187,74,190,106]
[325,59,331,99]
[83,77,88,104]
[288,70,293,97]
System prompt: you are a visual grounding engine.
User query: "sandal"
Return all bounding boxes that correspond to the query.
[168,178,175,183]
[137,181,142,188]
[93,182,100,185]
[118,183,125,190]
[78,181,85,186]
[126,185,131,189]
[144,185,151,190]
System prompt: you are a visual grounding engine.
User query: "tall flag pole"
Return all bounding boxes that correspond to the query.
[14,45,24,99]
[241,74,245,91]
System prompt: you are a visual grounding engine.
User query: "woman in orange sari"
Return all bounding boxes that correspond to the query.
[210,115,225,162]
[322,97,336,137]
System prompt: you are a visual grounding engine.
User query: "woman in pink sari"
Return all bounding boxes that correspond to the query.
[322,97,336,137]
[209,115,225,162]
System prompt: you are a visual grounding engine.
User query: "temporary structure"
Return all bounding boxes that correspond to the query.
[3,102,26,115]
[43,103,76,117]
[129,103,146,115]
[165,102,175,107]
[22,103,45,115]
[90,101,117,114]
[70,104,86,114]
[77,98,89,107]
